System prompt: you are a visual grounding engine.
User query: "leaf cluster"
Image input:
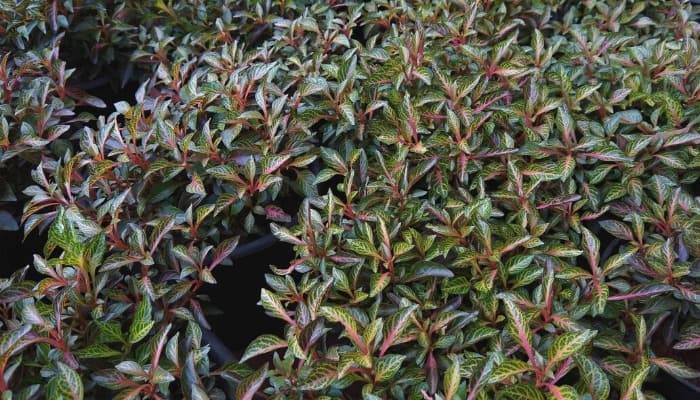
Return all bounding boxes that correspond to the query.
[0,0,699,399]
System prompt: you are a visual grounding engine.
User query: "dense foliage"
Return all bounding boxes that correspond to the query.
[1,0,700,399]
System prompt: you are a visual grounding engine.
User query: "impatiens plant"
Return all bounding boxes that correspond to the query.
[1,0,700,399]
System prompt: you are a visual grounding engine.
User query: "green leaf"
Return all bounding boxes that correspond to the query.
[211,236,239,269]
[74,344,121,359]
[620,362,649,400]
[270,223,304,246]
[406,261,454,281]
[546,330,597,368]
[128,299,154,344]
[576,84,601,102]
[320,147,347,173]
[346,239,377,257]
[260,289,295,325]
[498,383,545,400]
[374,354,406,382]
[664,132,700,148]
[502,299,533,357]
[442,276,471,295]
[116,361,145,377]
[47,362,84,400]
[240,335,287,363]
[379,305,418,355]
[650,357,700,379]
[506,255,535,273]
[369,273,391,297]
[299,76,328,97]
[262,154,291,174]
[547,385,580,400]
[332,268,352,294]
[655,153,686,169]
[591,284,609,317]
[464,326,500,345]
[574,355,610,400]
[300,363,337,390]
[444,358,461,400]
[674,325,700,350]
[320,306,366,351]
[488,359,532,384]
[236,363,268,400]
[581,227,600,270]
[602,249,635,274]
[96,321,125,344]
[604,183,627,202]
[340,102,356,125]
[598,220,634,241]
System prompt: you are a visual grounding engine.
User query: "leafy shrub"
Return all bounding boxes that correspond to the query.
[1,0,700,399]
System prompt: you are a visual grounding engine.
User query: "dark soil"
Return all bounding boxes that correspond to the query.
[202,238,293,354]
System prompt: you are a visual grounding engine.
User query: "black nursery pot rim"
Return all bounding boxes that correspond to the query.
[673,374,700,394]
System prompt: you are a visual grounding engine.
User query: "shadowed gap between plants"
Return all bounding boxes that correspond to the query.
[1,74,139,278]
[203,160,330,363]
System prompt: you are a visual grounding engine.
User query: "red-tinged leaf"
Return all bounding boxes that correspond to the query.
[236,363,268,400]
[674,284,700,303]
[547,385,580,400]
[620,362,649,400]
[443,358,461,400]
[186,174,206,195]
[581,227,600,272]
[654,153,685,169]
[300,363,338,390]
[207,165,241,182]
[609,88,632,104]
[320,147,347,173]
[149,215,176,251]
[536,194,580,210]
[663,132,700,148]
[369,272,391,297]
[674,325,700,350]
[650,357,700,379]
[240,335,287,362]
[608,283,675,301]
[379,305,418,356]
[115,361,146,377]
[544,245,583,258]
[405,261,454,282]
[270,223,304,245]
[262,154,291,174]
[210,236,239,269]
[602,249,636,275]
[264,205,291,223]
[320,306,367,352]
[502,299,534,360]
[591,284,609,317]
[600,356,634,378]
[260,289,295,326]
[598,220,634,241]
[46,361,84,400]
